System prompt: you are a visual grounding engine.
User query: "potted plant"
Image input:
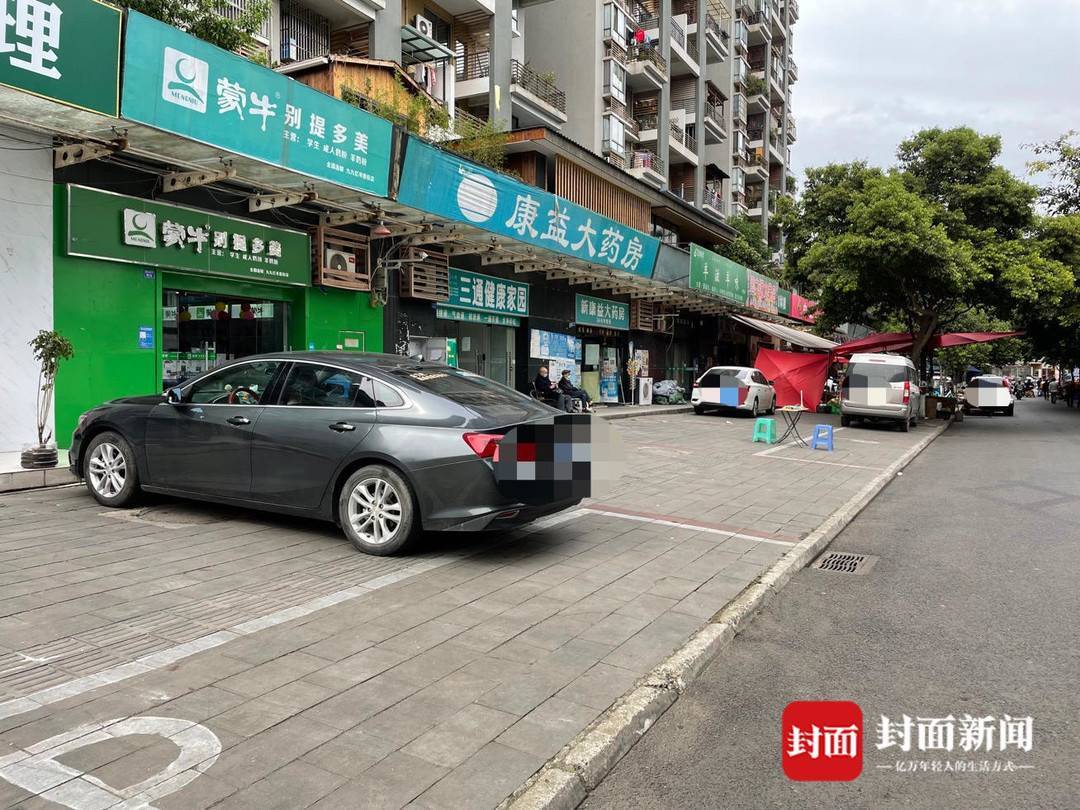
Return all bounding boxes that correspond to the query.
[21,330,74,469]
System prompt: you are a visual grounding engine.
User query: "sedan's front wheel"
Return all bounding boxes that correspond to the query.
[84,431,140,507]
[339,465,418,555]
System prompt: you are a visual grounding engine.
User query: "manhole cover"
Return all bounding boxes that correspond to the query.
[811,551,878,575]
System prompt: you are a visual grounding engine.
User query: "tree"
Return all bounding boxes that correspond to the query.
[121,0,270,54]
[716,216,772,277]
[779,128,1074,366]
[1027,131,1080,215]
[1016,215,1080,364]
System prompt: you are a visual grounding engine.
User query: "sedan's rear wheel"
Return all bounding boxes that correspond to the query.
[340,465,418,556]
[85,431,140,507]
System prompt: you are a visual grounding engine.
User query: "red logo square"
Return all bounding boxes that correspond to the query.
[782,701,863,781]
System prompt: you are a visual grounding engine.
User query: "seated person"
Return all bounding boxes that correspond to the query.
[534,365,572,412]
[558,369,592,411]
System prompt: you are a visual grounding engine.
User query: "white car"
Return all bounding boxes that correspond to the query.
[692,366,776,416]
[963,374,1015,416]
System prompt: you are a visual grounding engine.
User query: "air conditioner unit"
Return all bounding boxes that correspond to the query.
[325,248,356,275]
[414,15,433,39]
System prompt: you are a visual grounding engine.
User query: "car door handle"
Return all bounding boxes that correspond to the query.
[226,416,250,426]
[329,422,356,432]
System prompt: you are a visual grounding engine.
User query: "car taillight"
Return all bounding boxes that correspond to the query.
[463,433,502,460]
[903,380,911,405]
[692,381,700,388]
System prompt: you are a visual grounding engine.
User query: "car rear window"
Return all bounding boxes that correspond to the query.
[700,369,742,386]
[389,367,533,408]
[847,363,908,385]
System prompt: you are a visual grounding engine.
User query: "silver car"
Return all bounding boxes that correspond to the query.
[840,353,920,432]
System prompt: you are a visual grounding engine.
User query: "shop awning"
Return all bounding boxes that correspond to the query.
[832,330,1025,356]
[730,314,838,351]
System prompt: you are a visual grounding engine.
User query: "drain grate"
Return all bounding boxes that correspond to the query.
[811,551,878,575]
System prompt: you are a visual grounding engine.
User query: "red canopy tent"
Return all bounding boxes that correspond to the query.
[831,331,1024,357]
[755,348,831,413]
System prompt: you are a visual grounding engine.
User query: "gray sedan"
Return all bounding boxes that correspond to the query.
[69,352,588,555]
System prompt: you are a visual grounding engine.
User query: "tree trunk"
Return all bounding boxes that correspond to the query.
[909,312,939,370]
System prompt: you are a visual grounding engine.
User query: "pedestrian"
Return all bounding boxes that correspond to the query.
[534,365,573,412]
[558,369,593,412]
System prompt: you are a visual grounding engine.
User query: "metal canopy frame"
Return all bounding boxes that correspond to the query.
[400,25,455,65]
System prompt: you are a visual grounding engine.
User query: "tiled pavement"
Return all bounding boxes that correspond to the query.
[0,413,939,809]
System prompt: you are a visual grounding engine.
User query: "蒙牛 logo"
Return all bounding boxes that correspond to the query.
[162,47,208,113]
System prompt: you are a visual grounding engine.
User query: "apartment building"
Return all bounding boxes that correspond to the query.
[518,0,797,250]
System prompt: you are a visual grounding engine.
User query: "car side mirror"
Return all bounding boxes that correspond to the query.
[166,387,184,405]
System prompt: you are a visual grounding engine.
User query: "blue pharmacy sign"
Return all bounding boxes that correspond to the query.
[121,12,394,198]
[397,138,660,278]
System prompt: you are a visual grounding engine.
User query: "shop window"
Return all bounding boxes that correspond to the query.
[187,361,282,405]
[280,363,376,407]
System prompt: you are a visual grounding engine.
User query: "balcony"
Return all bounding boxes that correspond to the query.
[605,39,628,66]
[626,43,668,90]
[668,17,700,77]
[788,56,798,82]
[704,12,729,61]
[703,99,727,144]
[603,138,628,169]
[635,113,659,142]
[629,149,666,188]
[668,119,698,165]
[786,115,797,143]
[702,181,727,220]
[456,53,568,128]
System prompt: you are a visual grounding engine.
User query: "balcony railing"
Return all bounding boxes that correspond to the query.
[747,125,764,141]
[510,59,567,113]
[457,50,491,82]
[631,149,666,176]
[788,57,798,80]
[603,138,628,163]
[452,107,488,138]
[605,94,629,120]
[627,43,668,75]
[605,39,628,64]
[704,101,725,127]
[670,17,686,49]
[705,12,722,41]
[686,33,699,63]
[636,113,658,133]
[703,183,727,215]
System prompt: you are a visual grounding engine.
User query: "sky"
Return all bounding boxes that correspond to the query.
[789,0,1080,185]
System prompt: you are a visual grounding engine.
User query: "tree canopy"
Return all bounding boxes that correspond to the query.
[1027,131,1080,216]
[776,127,1076,365]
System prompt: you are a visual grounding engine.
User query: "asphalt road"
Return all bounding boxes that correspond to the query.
[585,397,1080,809]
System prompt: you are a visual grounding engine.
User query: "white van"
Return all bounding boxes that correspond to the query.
[840,353,921,432]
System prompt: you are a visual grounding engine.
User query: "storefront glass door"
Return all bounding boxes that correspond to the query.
[162,290,288,388]
[435,321,516,388]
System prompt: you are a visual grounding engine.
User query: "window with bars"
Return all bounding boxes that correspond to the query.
[280,0,330,63]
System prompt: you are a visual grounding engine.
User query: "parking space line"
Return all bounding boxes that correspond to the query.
[756,455,886,471]
[581,506,799,547]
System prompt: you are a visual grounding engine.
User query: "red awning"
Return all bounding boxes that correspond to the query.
[832,331,1024,357]
[754,348,831,413]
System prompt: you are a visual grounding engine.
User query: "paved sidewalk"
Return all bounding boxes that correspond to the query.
[0,413,942,809]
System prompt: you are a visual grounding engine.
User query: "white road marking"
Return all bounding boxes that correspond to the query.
[848,438,881,445]
[0,715,221,810]
[581,508,797,547]
[756,456,886,471]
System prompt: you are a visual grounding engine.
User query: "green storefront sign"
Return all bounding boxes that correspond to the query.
[67,185,311,286]
[777,287,792,316]
[575,294,630,330]
[0,0,120,116]
[446,268,529,317]
[121,12,393,197]
[689,244,748,304]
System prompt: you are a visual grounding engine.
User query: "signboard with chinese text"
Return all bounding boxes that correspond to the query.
[575,294,630,331]
[121,12,393,197]
[435,305,520,327]
[689,244,748,304]
[397,138,660,278]
[777,287,791,317]
[0,0,120,116]
[67,185,310,286]
[447,268,529,317]
[790,292,817,323]
[747,269,780,314]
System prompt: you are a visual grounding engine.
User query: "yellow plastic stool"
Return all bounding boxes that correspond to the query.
[752,417,777,444]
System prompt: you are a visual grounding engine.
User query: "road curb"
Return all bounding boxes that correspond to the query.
[502,420,949,810]
[595,406,694,420]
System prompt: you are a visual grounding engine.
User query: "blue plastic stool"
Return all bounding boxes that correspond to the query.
[752,417,776,444]
[809,424,834,452]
